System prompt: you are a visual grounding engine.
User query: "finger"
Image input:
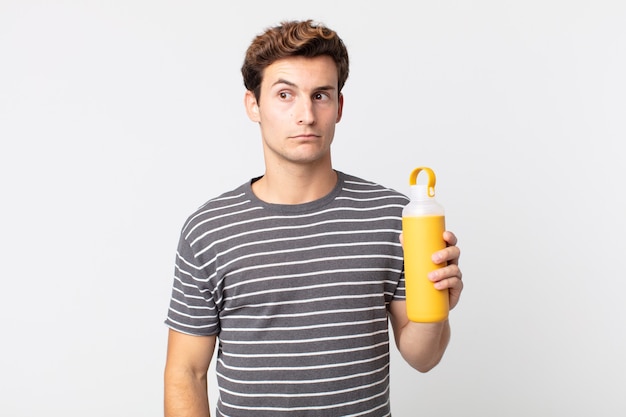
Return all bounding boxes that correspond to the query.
[432,245,460,265]
[428,263,461,282]
[443,230,457,246]
[434,275,463,291]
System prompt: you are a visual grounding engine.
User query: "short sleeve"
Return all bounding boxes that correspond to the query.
[164,232,220,336]
[392,271,407,301]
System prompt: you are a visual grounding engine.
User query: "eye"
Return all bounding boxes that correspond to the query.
[313,92,330,101]
[279,91,293,100]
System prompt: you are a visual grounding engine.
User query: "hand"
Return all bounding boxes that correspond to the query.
[399,231,464,311]
[429,231,463,310]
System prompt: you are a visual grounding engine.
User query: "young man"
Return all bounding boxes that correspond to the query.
[164,20,463,417]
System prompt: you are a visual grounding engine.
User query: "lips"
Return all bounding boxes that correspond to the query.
[290,133,319,140]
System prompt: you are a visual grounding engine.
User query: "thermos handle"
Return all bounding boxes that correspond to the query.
[409,167,436,197]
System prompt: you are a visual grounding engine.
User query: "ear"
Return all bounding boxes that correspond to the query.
[244,90,260,122]
[336,93,344,123]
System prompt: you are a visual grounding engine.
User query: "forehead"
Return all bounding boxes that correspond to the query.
[262,55,338,88]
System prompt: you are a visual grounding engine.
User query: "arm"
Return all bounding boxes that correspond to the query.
[390,230,463,372]
[164,329,217,417]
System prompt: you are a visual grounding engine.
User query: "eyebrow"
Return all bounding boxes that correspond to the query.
[272,78,336,92]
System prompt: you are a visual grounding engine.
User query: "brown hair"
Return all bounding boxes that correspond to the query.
[241,20,349,102]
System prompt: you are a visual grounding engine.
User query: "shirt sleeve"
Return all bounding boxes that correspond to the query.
[164,231,220,336]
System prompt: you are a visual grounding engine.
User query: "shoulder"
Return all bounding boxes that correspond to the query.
[338,171,409,202]
[178,181,260,242]
[334,172,409,221]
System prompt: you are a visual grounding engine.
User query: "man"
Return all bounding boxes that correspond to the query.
[164,20,463,417]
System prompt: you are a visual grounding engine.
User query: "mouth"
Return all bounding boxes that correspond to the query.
[290,133,320,140]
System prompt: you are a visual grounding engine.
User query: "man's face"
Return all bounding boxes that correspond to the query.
[245,55,343,168]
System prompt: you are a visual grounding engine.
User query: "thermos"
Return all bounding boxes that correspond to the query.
[402,167,449,322]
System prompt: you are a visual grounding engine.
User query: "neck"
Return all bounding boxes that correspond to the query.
[252,163,337,205]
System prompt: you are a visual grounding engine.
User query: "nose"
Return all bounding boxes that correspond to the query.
[296,98,315,125]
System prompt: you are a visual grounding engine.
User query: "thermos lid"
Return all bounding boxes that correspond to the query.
[410,184,431,201]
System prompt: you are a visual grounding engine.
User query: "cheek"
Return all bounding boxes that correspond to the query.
[261,107,290,124]
[320,116,337,132]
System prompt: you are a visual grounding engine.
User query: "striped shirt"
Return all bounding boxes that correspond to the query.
[165,171,409,416]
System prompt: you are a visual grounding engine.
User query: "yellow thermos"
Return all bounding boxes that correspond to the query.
[402,167,449,322]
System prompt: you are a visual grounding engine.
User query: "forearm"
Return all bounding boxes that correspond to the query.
[396,319,450,373]
[164,368,210,417]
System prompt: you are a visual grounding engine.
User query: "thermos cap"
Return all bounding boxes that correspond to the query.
[410,184,431,201]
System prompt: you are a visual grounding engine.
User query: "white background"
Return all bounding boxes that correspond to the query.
[1,1,625,416]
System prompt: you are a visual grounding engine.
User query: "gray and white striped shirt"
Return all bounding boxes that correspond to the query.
[166,171,408,416]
